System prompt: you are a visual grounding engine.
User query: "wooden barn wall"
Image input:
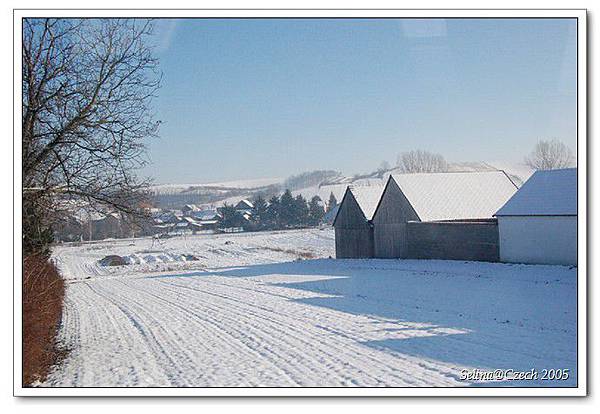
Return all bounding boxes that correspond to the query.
[406,221,499,262]
[335,227,374,258]
[334,192,374,258]
[372,180,420,258]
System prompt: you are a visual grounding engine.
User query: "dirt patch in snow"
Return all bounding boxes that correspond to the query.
[255,246,316,259]
[99,253,200,267]
[98,255,128,266]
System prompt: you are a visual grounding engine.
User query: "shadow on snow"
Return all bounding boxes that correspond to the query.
[145,258,577,387]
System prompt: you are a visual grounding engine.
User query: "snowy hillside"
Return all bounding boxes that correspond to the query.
[152,177,283,195]
[149,162,534,209]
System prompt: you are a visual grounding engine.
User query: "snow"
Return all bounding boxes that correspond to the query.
[52,229,335,280]
[348,184,385,220]
[236,199,254,209]
[485,161,535,185]
[45,229,576,388]
[495,168,577,216]
[192,210,220,220]
[152,177,283,193]
[391,171,518,222]
[149,162,531,210]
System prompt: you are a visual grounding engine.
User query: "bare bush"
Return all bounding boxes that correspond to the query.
[396,150,448,173]
[524,139,575,170]
[22,255,65,385]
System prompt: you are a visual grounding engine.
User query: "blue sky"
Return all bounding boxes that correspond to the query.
[145,18,577,184]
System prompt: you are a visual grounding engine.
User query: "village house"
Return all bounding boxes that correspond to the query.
[495,168,577,265]
[233,199,254,223]
[192,209,221,231]
[87,212,125,240]
[191,209,220,221]
[370,171,518,261]
[182,204,200,216]
[235,199,254,214]
[332,185,384,258]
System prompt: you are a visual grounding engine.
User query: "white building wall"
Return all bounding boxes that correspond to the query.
[498,216,577,265]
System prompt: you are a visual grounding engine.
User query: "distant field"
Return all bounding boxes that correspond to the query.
[45,228,576,387]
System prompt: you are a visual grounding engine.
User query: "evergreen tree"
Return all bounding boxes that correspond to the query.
[251,195,268,230]
[294,194,310,227]
[308,196,325,226]
[327,192,338,212]
[265,195,281,229]
[219,203,245,229]
[279,189,296,228]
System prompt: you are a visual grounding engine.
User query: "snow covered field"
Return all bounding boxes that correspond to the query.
[45,228,577,388]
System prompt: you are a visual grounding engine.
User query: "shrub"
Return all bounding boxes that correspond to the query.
[22,255,65,386]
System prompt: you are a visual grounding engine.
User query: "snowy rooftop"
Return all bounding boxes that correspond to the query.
[193,210,221,220]
[236,199,254,209]
[349,184,385,220]
[495,168,577,216]
[390,171,518,222]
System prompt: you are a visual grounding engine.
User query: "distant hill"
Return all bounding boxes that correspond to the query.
[149,162,534,210]
[150,178,282,209]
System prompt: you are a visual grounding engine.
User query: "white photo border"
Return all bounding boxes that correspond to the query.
[13,8,588,397]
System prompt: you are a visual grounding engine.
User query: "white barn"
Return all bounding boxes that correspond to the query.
[495,168,577,266]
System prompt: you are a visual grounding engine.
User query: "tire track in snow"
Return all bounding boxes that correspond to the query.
[149,279,377,386]
[46,282,172,386]
[102,277,328,386]
[150,275,464,386]
[80,279,302,386]
[47,272,466,387]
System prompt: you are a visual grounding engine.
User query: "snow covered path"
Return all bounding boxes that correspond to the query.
[44,229,577,387]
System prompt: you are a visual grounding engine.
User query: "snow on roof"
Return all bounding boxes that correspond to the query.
[495,168,577,216]
[193,210,221,220]
[348,185,385,220]
[236,199,254,209]
[199,220,219,225]
[390,171,518,221]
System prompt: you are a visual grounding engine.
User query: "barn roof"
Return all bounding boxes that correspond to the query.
[495,168,577,216]
[332,185,384,226]
[348,185,385,220]
[388,171,518,221]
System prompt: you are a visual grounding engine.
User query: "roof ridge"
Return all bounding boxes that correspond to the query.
[391,169,505,177]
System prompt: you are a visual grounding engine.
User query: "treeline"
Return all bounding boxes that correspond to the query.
[219,190,338,231]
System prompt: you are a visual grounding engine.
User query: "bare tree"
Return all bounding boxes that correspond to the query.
[524,139,575,170]
[396,150,448,173]
[22,18,161,253]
